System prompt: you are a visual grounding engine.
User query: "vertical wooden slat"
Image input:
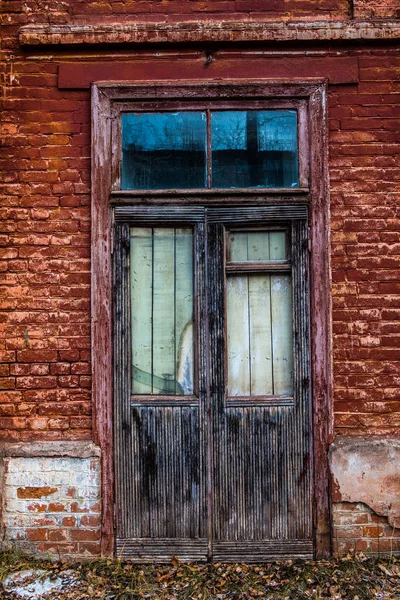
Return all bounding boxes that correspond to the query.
[247,232,270,261]
[113,223,133,539]
[207,221,226,547]
[131,227,153,394]
[271,274,293,395]
[195,222,208,543]
[226,276,250,396]
[269,231,286,260]
[230,232,248,261]
[249,275,273,395]
[175,228,194,395]
[153,228,176,393]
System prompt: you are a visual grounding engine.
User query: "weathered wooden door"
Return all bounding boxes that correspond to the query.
[113,205,313,562]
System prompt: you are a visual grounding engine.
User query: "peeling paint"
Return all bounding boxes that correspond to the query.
[330,437,400,528]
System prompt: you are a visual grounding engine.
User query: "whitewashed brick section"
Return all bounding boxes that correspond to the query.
[2,456,102,558]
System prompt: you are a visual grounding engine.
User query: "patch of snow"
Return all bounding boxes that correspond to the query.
[2,569,77,599]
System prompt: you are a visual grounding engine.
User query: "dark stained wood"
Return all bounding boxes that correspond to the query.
[207,205,308,222]
[207,216,312,561]
[114,212,208,560]
[115,538,208,562]
[212,539,313,562]
[226,397,294,407]
[225,261,291,273]
[114,206,205,222]
[113,223,133,539]
[112,189,310,204]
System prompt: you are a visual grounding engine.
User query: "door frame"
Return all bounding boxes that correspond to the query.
[91,80,332,558]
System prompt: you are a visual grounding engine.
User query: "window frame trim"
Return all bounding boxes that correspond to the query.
[91,79,332,559]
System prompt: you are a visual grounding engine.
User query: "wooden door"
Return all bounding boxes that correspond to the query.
[207,208,313,562]
[113,205,313,562]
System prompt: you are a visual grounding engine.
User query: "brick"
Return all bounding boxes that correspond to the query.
[48,529,69,542]
[362,525,384,538]
[27,528,48,541]
[48,502,67,512]
[17,487,58,499]
[70,528,101,541]
[79,515,100,528]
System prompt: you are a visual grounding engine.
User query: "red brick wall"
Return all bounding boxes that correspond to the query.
[1,7,400,442]
[333,502,400,555]
[330,54,400,437]
[1,45,92,440]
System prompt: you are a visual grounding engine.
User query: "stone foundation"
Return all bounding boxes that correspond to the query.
[0,442,101,559]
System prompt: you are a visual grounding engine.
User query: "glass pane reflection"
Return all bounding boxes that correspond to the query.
[122,112,207,190]
[211,111,298,188]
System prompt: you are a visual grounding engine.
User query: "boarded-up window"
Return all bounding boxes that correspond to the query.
[226,230,293,397]
[130,227,194,395]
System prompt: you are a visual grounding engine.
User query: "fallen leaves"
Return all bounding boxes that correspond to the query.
[0,549,399,599]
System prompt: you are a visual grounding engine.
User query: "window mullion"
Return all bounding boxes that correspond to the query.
[207,109,212,189]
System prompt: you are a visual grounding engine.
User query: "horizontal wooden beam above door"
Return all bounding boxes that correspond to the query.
[58,56,358,89]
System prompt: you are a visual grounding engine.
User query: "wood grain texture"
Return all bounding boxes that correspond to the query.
[209,218,312,552]
[21,20,400,47]
[153,229,176,394]
[91,85,114,556]
[131,228,153,395]
[249,275,273,395]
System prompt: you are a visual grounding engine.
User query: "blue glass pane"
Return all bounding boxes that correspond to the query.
[121,112,207,190]
[211,111,299,188]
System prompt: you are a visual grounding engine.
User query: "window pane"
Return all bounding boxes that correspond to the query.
[122,112,207,190]
[227,274,293,396]
[130,227,194,395]
[211,111,298,188]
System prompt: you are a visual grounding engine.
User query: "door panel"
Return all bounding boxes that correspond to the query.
[208,217,312,562]
[114,219,208,560]
[130,405,203,539]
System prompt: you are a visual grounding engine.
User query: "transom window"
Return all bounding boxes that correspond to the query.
[121,110,299,190]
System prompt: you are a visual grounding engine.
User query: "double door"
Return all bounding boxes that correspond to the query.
[113,204,313,562]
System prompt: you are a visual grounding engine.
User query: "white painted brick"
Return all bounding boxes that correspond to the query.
[4,500,29,513]
[3,454,102,559]
[70,472,92,487]
[6,528,27,541]
[74,487,100,500]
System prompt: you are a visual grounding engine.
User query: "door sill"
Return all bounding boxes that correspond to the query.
[116,538,313,562]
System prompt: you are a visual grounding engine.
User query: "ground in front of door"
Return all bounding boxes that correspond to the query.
[1,549,399,599]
